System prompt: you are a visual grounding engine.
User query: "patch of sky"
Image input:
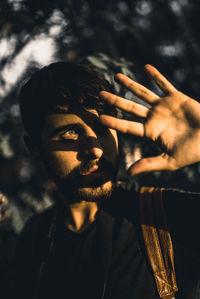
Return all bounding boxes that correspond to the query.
[156,40,185,57]
[132,17,151,30]
[0,36,17,60]
[7,0,24,11]
[0,133,14,159]
[117,1,129,14]
[170,0,189,16]
[173,69,186,83]
[0,9,64,99]
[10,104,20,117]
[135,0,152,16]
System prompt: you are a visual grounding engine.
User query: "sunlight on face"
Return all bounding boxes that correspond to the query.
[40,107,118,203]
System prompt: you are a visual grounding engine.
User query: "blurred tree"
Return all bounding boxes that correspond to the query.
[1,0,200,297]
[0,0,200,231]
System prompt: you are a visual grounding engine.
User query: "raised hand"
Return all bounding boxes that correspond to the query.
[99,64,200,175]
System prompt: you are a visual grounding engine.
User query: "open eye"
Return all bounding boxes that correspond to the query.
[60,129,79,140]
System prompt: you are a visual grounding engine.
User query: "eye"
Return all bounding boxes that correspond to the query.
[60,129,79,140]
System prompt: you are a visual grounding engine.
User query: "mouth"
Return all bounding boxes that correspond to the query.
[77,162,114,187]
[82,165,100,176]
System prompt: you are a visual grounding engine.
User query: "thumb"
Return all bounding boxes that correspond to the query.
[127,155,175,176]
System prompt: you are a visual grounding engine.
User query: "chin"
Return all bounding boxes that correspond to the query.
[58,180,115,204]
[76,180,114,203]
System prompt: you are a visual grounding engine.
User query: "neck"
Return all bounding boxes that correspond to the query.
[64,201,100,233]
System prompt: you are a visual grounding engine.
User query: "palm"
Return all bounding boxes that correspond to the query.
[99,65,200,175]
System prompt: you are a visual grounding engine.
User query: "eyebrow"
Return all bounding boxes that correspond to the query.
[49,123,84,137]
[50,107,70,114]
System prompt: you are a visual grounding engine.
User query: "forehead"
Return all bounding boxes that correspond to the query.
[42,105,118,148]
[44,106,101,129]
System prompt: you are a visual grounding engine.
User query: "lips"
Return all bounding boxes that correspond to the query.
[82,165,99,175]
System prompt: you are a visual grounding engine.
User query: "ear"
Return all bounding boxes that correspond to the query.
[23,134,41,159]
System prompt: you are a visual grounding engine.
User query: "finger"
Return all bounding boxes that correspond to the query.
[114,73,159,104]
[144,64,177,95]
[127,155,173,176]
[99,115,144,137]
[99,91,149,118]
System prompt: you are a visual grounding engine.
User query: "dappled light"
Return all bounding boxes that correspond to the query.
[0,0,199,231]
[0,1,200,297]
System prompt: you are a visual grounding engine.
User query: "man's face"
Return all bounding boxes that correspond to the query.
[39,106,118,203]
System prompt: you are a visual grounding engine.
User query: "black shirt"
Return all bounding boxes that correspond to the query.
[15,185,200,299]
[39,212,159,299]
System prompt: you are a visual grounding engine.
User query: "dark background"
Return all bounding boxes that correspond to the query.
[0,0,200,296]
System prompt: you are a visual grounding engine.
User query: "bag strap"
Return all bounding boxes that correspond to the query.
[139,186,178,299]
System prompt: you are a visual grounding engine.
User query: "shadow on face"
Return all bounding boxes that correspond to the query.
[42,107,118,162]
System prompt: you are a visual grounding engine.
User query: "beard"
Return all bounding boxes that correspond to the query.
[43,156,117,204]
[58,180,115,203]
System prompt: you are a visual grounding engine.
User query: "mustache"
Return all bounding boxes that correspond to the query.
[69,158,115,178]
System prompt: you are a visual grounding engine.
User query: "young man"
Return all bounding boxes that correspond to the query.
[16,62,200,299]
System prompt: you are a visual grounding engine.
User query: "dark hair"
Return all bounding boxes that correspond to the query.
[19,61,117,142]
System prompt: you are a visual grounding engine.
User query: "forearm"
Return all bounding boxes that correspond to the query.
[163,188,200,252]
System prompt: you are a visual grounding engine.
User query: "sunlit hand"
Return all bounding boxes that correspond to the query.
[99,64,200,175]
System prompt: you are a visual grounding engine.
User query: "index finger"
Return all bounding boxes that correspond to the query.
[115,73,159,104]
[99,115,144,137]
[144,64,177,95]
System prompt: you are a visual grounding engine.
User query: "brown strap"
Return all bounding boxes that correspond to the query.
[139,186,178,299]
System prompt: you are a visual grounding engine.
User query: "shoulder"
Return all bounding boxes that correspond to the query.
[103,180,140,221]
[22,205,56,235]
[16,205,57,264]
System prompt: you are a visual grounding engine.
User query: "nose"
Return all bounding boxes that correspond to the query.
[81,136,103,160]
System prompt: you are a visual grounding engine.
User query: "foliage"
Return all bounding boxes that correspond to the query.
[1,1,200,296]
[0,0,200,229]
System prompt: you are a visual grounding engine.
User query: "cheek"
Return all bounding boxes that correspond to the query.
[45,151,79,175]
